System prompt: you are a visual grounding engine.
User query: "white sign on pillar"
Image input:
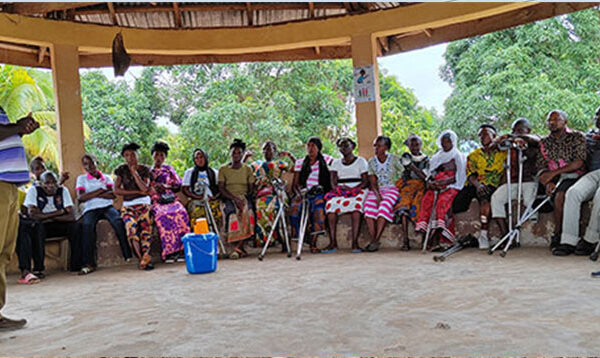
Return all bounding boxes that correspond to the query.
[353,65,376,103]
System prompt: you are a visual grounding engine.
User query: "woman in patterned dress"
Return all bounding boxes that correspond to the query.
[324,137,369,252]
[149,142,190,262]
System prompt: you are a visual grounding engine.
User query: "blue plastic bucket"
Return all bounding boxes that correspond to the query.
[181,233,218,274]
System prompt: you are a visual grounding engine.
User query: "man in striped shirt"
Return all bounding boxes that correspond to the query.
[0,107,39,331]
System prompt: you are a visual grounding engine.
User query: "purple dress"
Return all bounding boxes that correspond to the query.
[150,165,190,259]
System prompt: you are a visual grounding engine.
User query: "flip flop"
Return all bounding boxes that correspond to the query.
[351,249,363,253]
[17,273,40,285]
[321,248,337,254]
[365,242,381,252]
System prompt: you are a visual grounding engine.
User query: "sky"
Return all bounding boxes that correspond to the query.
[96,42,452,127]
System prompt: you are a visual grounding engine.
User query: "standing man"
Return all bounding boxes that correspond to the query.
[553,106,600,256]
[452,124,506,249]
[536,110,586,249]
[0,107,39,331]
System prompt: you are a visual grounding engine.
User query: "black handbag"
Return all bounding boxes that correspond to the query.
[158,192,176,204]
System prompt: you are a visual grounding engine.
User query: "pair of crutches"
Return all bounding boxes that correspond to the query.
[257,178,292,261]
[294,188,311,260]
[489,171,578,256]
[194,181,227,257]
[421,184,449,252]
[489,139,527,256]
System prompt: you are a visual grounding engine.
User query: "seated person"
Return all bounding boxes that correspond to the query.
[290,137,332,254]
[535,110,586,250]
[248,141,295,247]
[553,106,600,256]
[76,154,132,275]
[416,130,466,250]
[149,142,190,262]
[114,143,154,270]
[182,148,221,231]
[452,124,506,249]
[218,139,256,259]
[29,156,69,186]
[491,118,540,242]
[18,171,78,280]
[394,134,428,251]
[324,137,369,253]
[364,136,403,252]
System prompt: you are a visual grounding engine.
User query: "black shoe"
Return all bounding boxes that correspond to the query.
[574,239,596,256]
[552,244,575,256]
[0,316,27,331]
[33,271,45,279]
[549,235,561,250]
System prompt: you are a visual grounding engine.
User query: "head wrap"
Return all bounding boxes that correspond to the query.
[428,129,466,191]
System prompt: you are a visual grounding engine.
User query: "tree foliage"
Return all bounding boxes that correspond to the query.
[441,8,600,140]
[80,70,168,173]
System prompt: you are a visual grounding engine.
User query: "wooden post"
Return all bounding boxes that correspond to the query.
[351,33,381,159]
[50,43,85,194]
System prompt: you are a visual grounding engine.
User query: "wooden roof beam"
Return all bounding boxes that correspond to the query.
[308,2,315,18]
[4,2,100,16]
[107,2,117,25]
[385,2,599,56]
[246,3,253,26]
[173,2,182,28]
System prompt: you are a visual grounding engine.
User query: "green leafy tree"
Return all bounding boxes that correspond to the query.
[441,8,600,141]
[80,69,168,173]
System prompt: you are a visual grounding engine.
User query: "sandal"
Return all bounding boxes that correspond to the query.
[310,246,321,254]
[17,273,40,285]
[78,266,95,276]
[351,248,363,253]
[33,271,45,279]
[229,251,240,260]
[321,248,337,254]
[144,262,154,271]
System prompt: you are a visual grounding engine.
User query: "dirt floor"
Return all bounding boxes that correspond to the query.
[2,246,600,356]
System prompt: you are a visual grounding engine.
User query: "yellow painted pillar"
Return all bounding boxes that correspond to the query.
[50,43,85,194]
[351,33,381,159]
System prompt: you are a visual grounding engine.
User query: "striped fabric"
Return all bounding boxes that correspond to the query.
[0,112,29,185]
[294,154,333,189]
[363,185,400,222]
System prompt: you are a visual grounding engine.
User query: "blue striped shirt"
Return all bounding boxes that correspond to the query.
[0,111,30,185]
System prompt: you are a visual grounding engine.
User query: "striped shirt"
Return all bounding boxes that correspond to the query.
[0,111,30,186]
[294,154,333,189]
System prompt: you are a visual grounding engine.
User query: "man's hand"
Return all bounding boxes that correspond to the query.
[59,171,70,185]
[16,113,39,135]
[539,171,556,186]
[545,182,557,195]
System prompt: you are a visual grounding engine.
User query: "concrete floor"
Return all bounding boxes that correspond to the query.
[2,246,600,356]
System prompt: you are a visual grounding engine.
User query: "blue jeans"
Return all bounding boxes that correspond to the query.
[81,206,132,267]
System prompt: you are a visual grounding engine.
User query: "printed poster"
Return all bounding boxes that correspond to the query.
[353,65,375,103]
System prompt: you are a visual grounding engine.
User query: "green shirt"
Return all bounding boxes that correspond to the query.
[218,164,255,197]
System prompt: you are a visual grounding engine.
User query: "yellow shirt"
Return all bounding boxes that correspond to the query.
[466,148,507,187]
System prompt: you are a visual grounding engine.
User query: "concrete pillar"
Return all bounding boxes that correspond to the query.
[50,43,85,194]
[351,33,381,159]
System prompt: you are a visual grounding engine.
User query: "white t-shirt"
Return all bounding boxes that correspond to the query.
[24,185,74,214]
[75,172,114,214]
[182,168,217,197]
[329,157,368,188]
[294,154,333,189]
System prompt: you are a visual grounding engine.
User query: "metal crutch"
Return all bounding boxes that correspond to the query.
[433,234,479,262]
[295,189,310,260]
[258,178,292,261]
[590,241,600,261]
[489,140,516,255]
[422,189,439,252]
[195,180,227,256]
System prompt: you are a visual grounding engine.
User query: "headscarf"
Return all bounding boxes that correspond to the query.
[299,137,332,192]
[427,129,466,191]
[190,148,218,196]
[403,134,427,162]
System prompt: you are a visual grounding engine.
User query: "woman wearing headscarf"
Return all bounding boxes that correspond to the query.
[182,148,221,231]
[364,136,403,252]
[218,139,256,259]
[290,137,333,253]
[324,137,369,253]
[415,129,466,250]
[249,141,295,246]
[114,142,154,270]
[394,134,429,251]
[149,141,190,262]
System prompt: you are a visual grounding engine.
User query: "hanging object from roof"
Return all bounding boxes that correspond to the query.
[112,32,130,77]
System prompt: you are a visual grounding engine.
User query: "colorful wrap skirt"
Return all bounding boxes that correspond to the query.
[152,201,190,259]
[414,171,459,243]
[324,186,368,215]
[221,196,255,243]
[289,193,326,238]
[121,204,153,253]
[187,199,222,231]
[363,185,400,222]
[394,178,426,222]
